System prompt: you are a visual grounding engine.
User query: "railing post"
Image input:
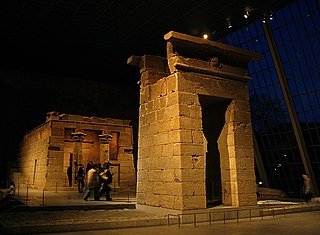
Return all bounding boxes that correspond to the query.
[26,187,29,205]
[236,210,239,223]
[224,211,226,224]
[249,209,252,221]
[272,207,275,218]
[209,212,212,226]
[193,214,196,227]
[17,177,20,196]
[178,215,181,229]
[42,190,45,207]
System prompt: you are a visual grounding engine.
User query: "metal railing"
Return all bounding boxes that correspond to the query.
[168,206,287,228]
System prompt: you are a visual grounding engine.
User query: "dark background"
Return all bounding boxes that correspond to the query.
[0,0,296,181]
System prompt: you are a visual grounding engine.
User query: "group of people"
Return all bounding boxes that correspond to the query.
[81,160,113,201]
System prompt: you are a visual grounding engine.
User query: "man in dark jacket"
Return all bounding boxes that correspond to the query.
[77,164,85,193]
[98,168,113,201]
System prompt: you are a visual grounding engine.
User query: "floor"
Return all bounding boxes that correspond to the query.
[34,210,320,235]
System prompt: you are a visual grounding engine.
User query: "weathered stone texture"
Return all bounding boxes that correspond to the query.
[129,31,260,210]
[17,112,136,190]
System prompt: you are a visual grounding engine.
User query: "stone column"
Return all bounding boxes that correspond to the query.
[71,131,87,174]
[98,133,113,164]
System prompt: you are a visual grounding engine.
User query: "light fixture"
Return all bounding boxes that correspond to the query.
[269,14,273,20]
[244,11,249,19]
[203,34,208,39]
[227,18,232,29]
[262,17,266,23]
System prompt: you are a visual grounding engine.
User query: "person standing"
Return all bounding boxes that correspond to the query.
[67,166,72,187]
[77,164,85,193]
[103,159,110,170]
[98,168,113,201]
[83,164,100,201]
[302,173,312,203]
[86,161,93,175]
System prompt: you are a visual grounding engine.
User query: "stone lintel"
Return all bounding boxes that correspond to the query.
[164,31,261,67]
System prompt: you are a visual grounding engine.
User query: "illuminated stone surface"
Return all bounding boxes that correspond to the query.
[16,112,136,191]
[129,31,260,210]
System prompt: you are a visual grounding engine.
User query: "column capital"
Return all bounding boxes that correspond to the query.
[71,131,87,142]
[98,134,113,144]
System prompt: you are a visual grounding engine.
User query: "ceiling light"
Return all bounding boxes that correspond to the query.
[269,14,273,20]
[227,18,232,29]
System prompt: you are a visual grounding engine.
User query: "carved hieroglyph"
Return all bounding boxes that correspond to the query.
[128,31,260,210]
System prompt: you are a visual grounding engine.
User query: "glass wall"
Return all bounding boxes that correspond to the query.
[224,0,320,197]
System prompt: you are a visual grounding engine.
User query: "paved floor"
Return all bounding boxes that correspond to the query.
[12,186,137,208]
[1,187,320,235]
[35,210,320,235]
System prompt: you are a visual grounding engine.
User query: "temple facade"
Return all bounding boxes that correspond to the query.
[16,111,136,190]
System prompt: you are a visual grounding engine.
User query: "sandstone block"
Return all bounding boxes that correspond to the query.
[146,193,160,207]
[160,195,175,209]
[176,73,196,93]
[165,104,180,118]
[166,91,179,107]
[166,74,177,93]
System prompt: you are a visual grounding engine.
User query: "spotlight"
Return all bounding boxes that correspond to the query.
[262,18,266,23]
[244,11,249,19]
[269,14,273,20]
[227,18,232,29]
[203,34,208,39]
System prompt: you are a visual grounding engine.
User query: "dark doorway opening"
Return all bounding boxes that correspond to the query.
[199,95,231,207]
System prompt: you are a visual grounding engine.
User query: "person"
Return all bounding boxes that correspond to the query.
[77,164,85,193]
[86,161,93,175]
[98,168,113,201]
[302,173,312,203]
[4,180,16,197]
[67,166,72,187]
[83,164,100,201]
[103,159,110,170]
[0,180,16,204]
[98,162,103,173]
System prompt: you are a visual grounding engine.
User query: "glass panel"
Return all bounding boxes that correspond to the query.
[223,0,320,197]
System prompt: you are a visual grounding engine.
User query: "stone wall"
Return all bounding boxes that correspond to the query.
[129,31,260,210]
[17,112,136,190]
[17,122,51,189]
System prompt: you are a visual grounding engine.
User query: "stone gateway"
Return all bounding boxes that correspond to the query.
[128,31,261,210]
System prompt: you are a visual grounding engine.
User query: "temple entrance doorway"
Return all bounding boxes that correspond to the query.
[199,95,231,207]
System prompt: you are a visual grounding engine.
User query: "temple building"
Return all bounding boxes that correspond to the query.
[15,111,136,190]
